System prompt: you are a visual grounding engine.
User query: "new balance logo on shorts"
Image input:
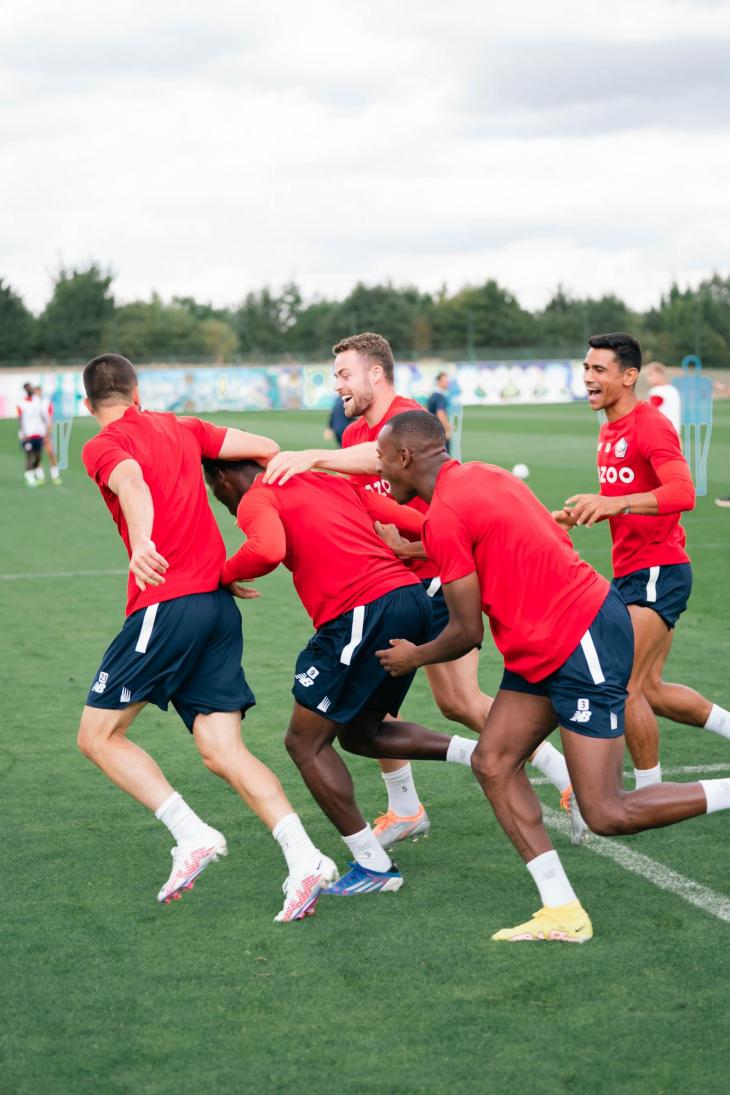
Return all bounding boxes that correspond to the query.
[120,687,131,703]
[295,665,319,688]
[91,671,109,694]
[317,696,332,713]
[570,698,592,724]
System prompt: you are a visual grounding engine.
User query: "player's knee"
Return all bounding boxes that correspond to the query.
[284,727,310,765]
[77,712,115,760]
[470,747,508,789]
[581,800,631,837]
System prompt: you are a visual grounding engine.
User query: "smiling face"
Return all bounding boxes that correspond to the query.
[333,349,380,418]
[583,347,638,416]
[376,425,415,504]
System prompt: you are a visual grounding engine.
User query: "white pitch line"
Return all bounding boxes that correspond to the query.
[542,805,730,924]
[0,569,127,581]
[531,763,730,786]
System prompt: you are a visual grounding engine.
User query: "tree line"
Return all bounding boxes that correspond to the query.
[1,264,729,367]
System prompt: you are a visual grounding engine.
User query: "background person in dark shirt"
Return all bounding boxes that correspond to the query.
[427,372,452,453]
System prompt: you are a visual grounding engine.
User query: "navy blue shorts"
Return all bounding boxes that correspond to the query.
[500,588,633,739]
[22,437,43,454]
[292,583,433,724]
[86,589,255,732]
[422,577,449,640]
[612,563,692,629]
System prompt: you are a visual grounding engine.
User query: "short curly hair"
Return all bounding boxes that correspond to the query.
[332,332,394,382]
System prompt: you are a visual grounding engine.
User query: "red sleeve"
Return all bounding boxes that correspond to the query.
[651,459,695,515]
[358,489,425,535]
[639,408,685,473]
[422,503,477,585]
[179,416,227,458]
[82,435,133,488]
[221,487,287,584]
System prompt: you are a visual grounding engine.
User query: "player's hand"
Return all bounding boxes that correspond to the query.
[374,521,409,554]
[564,493,626,527]
[225,581,261,599]
[551,507,578,530]
[262,450,317,486]
[376,638,420,677]
[129,538,169,591]
[323,428,335,442]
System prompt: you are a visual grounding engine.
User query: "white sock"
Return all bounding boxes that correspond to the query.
[530,741,571,793]
[50,465,60,480]
[446,735,477,767]
[526,850,578,907]
[704,704,730,740]
[154,791,212,846]
[34,466,45,481]
[382,763,421,816]
[24,470,35,484]
[634,764,662,789]
[343,824,392,872]
[272,812,320,876]
[699,779,730,814]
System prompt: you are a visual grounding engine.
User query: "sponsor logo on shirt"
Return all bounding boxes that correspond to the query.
[570,697,592,724]
[599,465,635,485]
[91,671,109,694]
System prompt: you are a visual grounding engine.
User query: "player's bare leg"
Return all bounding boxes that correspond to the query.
[425,648,491,731]
[560,729,708,832]
[77,701,172,809]
[643,631,730,739]
[470,690,592,943]
[193,710,337,921]
[624,604,669,783]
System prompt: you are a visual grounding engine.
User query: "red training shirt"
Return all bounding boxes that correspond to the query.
[342,394,436,580]
[596,401,692,577]
[82,407,228,616]
[221,472,422,628]
[422,460,610,682]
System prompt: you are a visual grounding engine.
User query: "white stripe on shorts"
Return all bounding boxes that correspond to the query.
[340,605,365,666]
[646,566,660,603]
[135,603,159,654]
[425,577,442,598]
[580,629,606,685]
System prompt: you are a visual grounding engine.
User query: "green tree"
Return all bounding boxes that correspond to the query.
[0,279,37,362]
[322,282,433,355]
[38,263,115,359]
[432,279,536,355]
[109,296,205,361]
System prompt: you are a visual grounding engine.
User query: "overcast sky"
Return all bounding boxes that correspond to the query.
[3,0,730,314]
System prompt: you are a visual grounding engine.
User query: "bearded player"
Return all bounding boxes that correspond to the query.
[263,333,584,845]
[376,410,730,942]
[554,333,730,789]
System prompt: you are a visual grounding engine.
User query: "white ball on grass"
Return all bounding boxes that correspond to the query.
[511,463,529,479]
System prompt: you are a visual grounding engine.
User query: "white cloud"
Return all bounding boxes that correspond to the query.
[2,0,729,314]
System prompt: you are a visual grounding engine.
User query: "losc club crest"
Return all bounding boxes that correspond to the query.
[615,437,628,459]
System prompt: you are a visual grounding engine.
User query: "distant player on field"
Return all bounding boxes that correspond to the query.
[262,333,584,845]
[375,410,730,942]
[17,382,47,488]
[78,353,336,922]
[554,333,730,788]
[34,384,63,484]
[426,371,452,453]
[203,457,478,897]
[644,361,681,434]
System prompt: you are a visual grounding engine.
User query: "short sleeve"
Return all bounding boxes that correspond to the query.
[82,435,133,488]
[423,502,477,585]
[638,406,684,472]
[179,416,227,458]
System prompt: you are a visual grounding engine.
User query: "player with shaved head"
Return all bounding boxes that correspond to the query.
[374,409,730,943]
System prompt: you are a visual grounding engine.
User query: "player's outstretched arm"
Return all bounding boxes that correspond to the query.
[107,459,169,591]
[217,428,280,465]
[262,441,378,485]
[376,573,484,677]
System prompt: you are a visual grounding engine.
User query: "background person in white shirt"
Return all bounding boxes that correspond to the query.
[645,361,681,434]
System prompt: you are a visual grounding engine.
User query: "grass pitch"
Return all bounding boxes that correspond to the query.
[2,402,729,1094]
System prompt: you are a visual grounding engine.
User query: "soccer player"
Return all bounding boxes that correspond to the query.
[34,385,63,484]
[375,410,730,942]
[262,333,584,845]
[555,333,730,788]
[203,457,478,895]
[427,372,452,453]
[78,353,336,922]
[17,382,47,487]
[644,361,681,434]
